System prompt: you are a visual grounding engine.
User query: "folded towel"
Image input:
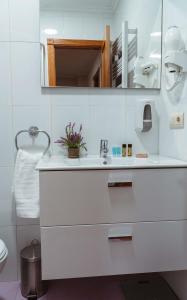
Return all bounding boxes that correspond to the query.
[13,149,42,218]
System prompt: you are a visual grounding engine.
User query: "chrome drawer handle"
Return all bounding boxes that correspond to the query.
[108,227,133,241]
[108,182,133,188]
[108,235,133,241]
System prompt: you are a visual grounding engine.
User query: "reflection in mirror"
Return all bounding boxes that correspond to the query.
[40,0,162,89]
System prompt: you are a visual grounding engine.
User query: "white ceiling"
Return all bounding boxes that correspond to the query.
[40,0,120,13]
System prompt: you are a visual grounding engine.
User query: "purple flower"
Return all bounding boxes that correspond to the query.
[55,122,87,151]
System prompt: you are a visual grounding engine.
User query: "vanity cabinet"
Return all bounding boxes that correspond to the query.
[40,169,187,226]
[39,168,187,280]
[41,221,187,280]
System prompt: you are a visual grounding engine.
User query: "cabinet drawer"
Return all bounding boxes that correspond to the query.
[40,169,187,226]
[41,221,187,280]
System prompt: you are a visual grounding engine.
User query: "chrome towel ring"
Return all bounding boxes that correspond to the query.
[15,126,51,155]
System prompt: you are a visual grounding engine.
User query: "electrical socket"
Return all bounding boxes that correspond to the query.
[170,113,184,129]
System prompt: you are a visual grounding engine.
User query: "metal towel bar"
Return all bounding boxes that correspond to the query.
[15,126,51,155]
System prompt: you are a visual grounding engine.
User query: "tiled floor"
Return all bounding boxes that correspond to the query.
[0,277,125,300]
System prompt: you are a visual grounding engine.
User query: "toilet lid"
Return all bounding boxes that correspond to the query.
[0,240,7,260]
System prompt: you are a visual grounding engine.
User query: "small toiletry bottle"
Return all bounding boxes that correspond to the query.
[112,146,121,157]
[128,144,133,157]
[122,144,127,157]
[112,147,117,157]
[116,147,121,157]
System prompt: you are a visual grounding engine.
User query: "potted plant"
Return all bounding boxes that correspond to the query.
[55,122,87,159]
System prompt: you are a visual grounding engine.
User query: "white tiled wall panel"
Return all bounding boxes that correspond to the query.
[89,104,125,154]
[9,0,39,42]
[0,43,12,105]
[0,106,14,166]
[52,104,90,153]
[0,167,15,227]
[159,0,187,298]
[0,0,10,41]
[11,43,42,106]
[159,0,187,161]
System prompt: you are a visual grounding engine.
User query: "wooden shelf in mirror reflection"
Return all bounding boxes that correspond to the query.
[47,39,105,49]
[47,25,111,88]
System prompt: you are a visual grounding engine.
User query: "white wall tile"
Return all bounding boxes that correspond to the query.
[13,105,51,150]
[50,92,91,106]
[0,226,17,282]
[9,0,39,42]
[16,225,40,279]
[50,93,130,155]
[88,93,125,106]
[0,106,14,166]
[0,42,12,106]
[52,105,90,154]
[16,225,40,253]
[0,167,15,226]
[11,43,48,106]
[0,0,10,41]
[89,104,126,154]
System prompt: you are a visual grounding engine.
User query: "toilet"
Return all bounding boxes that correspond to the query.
[0,239,8,272]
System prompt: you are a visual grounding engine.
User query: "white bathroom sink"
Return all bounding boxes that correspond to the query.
[111,157,137,165]
[36,155,187,170]
[63,157,104,166]
[63,156,147,167]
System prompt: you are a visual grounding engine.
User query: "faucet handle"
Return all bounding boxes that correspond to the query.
[100,139,109,152]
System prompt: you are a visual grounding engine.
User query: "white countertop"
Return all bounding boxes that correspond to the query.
[36,155,187,171]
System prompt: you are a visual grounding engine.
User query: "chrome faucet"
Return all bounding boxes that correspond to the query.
[100,139,109,164]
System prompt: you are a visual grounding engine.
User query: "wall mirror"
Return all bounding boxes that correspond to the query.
[40,0,162,89]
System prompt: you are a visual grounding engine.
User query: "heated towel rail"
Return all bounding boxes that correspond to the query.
[112,21,138,88]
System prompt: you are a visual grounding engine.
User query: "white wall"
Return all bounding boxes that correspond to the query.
[0,0,159,283]
[159,0,187,161]
[160,0,187,298]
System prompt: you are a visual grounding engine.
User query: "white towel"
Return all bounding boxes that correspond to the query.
[13,149,42,218]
